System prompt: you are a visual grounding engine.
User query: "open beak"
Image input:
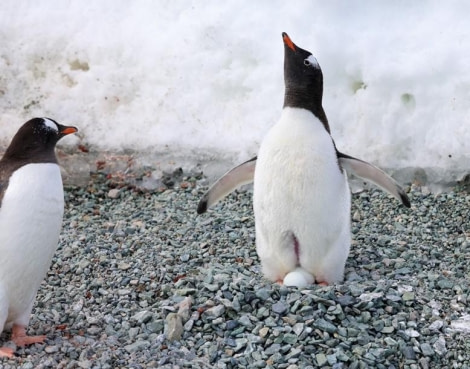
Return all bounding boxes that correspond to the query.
[282,32,296,52]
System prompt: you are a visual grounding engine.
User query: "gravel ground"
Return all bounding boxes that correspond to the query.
[1,170,470,369]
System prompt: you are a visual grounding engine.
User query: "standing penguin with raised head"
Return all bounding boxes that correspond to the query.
[198,33,410,288]
[0,118,77,358]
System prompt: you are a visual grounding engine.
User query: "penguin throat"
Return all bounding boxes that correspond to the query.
[283,88,330,133]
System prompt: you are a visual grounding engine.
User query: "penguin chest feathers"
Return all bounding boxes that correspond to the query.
[0,163,64,312]
[256,107,343,187]
[254,107,350,227]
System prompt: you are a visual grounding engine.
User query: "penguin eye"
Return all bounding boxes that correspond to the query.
[303,59,311,66]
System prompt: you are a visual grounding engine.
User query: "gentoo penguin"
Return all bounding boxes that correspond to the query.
[0,117,77,358]
[198,33,410,288]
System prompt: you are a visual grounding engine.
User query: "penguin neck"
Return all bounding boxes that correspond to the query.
[283,87,330,133]
[3,146,58,164]
[0,150,58,208]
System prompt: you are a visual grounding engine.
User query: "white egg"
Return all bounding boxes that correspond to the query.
[283,267,315,288]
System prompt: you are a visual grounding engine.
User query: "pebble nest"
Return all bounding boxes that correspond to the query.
[1,171,470,369]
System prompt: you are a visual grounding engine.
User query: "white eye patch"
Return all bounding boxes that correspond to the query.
[42,118,58,132]
[304,54,320,69]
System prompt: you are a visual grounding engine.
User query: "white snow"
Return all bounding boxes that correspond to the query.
[1,1,469,185]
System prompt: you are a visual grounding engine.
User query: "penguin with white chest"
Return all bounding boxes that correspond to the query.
[0,118,77,358]
[198,33,410,288]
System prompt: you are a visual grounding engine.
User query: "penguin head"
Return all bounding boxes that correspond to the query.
[4,118,78,161]
[282,32,323,95]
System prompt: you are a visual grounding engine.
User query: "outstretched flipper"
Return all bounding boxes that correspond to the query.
[197,157,257,214]
[337,152,410,208]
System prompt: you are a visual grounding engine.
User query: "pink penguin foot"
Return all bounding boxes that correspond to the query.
[0,346,14,358]
[11,324,46,347]
[317,281,329,287]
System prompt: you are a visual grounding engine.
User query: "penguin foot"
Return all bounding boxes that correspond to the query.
[317,281,329,287]
[11,324,46,347]
[0,346,14,358]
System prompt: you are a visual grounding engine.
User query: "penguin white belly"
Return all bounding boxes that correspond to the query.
[253,107,351,285]
[0,163,64,330]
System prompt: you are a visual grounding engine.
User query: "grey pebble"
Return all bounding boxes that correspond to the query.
[420,343,434,356]
[124,340,151,353]
[313,318,337,334]
[131,310,154,324]
[272,301,288,315]
[164,312,184,341]
[204,305,225,319]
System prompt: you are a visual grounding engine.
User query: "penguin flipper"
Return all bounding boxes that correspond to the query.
[337,152,410,208]
[197,156,257,214]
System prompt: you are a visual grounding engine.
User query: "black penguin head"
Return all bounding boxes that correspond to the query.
[282,32,323,97]
[282,32,329,130]
[3,117,78,161]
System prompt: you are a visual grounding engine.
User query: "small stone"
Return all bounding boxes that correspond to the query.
[183,319,194,331]
[359,292,383,302]
[204,283,220,292]
[128,327,139,339]
[204,305,225,319]
[450,315,470,333]
[316,353,328,366]
[259,327,269,338]
[401,346,416,360]
[124,340,151,353]
[177,296,193,322]
[313,319,337,334]
[147,319,165,333]
[293,322,304,336]
[234,338,248,352]
[255,288,271,301]
[45,345,59,353]
[336,351,350,362]
[164,313,183,341]
[327,354,338,365]
[226,320,239,330]
[402,292,415,301]
[381,326,394,334]
[404,328,420,338]
[437,279,454,289]
[433,336,447,356]
[265,343,281,356]
[253,360,267,368]
[283,333,298,344]
[419,358,430,369]
[429,320,443,331]
[131,310,153,324]
[336,295,355,306]
[420,343,434,356]
[107,189,120,198]
[272,301,288,315]
[175,288,196,296]
[78,361,92,369]
[384,337,398,346]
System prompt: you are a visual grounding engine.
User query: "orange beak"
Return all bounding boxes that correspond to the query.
[282,32,296,52]
[61,126,78,135]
